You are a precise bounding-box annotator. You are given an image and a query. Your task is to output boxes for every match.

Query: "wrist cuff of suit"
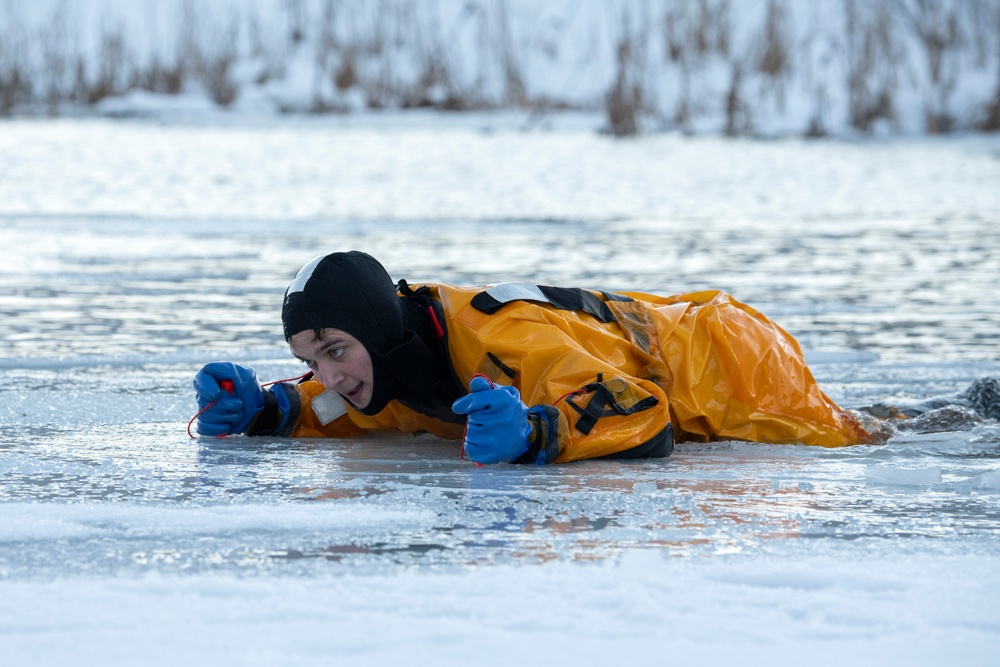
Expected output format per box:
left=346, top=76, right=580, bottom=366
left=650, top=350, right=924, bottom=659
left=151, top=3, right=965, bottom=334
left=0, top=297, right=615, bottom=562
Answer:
left=513, top=405, right=561, bottom=465
left=246, top=383, right=301, bottom=437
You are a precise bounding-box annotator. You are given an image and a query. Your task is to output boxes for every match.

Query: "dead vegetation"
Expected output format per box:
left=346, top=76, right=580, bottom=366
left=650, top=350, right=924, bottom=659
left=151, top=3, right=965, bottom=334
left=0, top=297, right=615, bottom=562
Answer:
left=899, top=0, right=963, bottom=133
left=0, top=0, right=998, bottom=136
left=844, top=0, right=902, bottom=132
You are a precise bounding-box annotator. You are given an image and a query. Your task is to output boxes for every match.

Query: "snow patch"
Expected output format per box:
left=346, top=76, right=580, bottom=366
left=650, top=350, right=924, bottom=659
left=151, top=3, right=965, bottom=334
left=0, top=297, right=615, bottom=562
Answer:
left=1, top=552, right=999, bottom=666
left=0, top=502, right=435, bottom=543
left=95, top=90, right=221, bottom=119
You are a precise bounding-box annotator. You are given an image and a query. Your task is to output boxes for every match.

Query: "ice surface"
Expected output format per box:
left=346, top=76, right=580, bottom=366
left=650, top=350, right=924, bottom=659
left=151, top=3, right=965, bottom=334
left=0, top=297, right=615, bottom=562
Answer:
left=975, top=472, right=1000, bottom=490
left=865, top=465, right=943, bottom=488
left=0, top=120, right=998, bottom=664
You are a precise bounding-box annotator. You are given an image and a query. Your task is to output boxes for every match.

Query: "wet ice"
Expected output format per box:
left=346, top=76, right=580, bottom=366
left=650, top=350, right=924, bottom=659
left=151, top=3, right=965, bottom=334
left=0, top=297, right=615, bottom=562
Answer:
left=1, top=118, right=999, bottom=664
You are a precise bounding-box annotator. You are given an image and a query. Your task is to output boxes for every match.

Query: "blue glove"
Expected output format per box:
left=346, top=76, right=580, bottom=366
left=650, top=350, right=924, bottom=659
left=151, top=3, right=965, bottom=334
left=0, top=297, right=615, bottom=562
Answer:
left=452, top=376, right=532, bottom=464
left=193, top=362, right=265, bottom=436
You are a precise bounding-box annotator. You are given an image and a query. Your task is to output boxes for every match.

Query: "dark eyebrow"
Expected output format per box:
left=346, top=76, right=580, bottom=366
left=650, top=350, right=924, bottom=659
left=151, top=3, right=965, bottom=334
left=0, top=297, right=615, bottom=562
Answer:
left=293, top=338, right=346, bottom=363
left=320, top=336, right=348, bottom=348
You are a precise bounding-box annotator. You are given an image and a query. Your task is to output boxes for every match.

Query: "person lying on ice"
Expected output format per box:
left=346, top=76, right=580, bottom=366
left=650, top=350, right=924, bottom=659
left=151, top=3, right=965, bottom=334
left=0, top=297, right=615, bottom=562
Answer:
left=193, top=251, right=894, bottom=464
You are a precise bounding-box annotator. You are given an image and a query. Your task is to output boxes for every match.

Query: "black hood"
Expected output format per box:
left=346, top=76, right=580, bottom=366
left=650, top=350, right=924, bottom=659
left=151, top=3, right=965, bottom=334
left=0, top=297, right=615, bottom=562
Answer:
left=281, top=251, right=462, bottom=419
left=282, top=251, right=404, bottom=350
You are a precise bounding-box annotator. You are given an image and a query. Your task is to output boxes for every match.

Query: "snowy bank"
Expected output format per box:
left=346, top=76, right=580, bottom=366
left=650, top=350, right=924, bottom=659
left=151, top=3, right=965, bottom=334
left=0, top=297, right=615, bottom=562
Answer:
left=1, top=0, right=999, bottom=136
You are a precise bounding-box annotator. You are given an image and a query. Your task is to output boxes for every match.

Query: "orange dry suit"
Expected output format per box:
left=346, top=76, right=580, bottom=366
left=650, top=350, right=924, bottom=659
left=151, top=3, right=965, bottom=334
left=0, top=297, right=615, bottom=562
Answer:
left=271, top=282, right=873, bottom=463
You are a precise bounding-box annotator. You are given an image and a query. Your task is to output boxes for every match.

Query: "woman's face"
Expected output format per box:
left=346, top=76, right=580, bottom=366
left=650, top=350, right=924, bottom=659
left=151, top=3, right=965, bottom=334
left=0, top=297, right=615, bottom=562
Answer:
left=288, top=327, right=374, bottom=409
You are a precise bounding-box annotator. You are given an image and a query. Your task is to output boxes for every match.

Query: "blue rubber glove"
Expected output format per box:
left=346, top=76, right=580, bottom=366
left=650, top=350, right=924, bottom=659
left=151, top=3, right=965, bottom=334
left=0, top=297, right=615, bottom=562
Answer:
left=452, top=376, right=532, bottom=464
left=193, top=362, right=265, bottom=436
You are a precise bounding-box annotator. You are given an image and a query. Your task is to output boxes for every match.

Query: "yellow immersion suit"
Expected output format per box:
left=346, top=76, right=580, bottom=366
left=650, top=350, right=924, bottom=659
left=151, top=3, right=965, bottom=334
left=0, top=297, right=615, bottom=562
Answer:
left=285, top=283, right=873, bottom=462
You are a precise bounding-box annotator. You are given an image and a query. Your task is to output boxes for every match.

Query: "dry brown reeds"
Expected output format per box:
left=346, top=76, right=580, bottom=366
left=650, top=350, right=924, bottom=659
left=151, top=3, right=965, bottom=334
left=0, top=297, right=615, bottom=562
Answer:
left=0, top=0, right=997, bottom=136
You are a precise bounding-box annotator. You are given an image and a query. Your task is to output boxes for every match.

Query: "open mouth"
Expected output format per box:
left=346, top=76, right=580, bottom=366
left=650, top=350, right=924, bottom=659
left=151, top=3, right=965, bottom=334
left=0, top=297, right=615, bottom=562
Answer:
left=341, top=383, right=364, bottom=403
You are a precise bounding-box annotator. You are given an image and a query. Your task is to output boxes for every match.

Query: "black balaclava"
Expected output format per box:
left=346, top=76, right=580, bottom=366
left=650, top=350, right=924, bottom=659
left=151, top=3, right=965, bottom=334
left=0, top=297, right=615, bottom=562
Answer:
left=281, top=251, right=462, bottom=419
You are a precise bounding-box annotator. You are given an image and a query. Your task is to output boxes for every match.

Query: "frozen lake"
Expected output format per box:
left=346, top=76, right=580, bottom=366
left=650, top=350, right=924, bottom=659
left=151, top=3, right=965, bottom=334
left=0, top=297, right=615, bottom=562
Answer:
left=1, top=115, right=999, bottom=665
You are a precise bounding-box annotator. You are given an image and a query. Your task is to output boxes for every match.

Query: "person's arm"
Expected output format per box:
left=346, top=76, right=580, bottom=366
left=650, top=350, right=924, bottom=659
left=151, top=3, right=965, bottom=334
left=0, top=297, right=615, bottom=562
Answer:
left=192, top=363, right=363, bottom=438
left=451, top=328, right=674, bottom=464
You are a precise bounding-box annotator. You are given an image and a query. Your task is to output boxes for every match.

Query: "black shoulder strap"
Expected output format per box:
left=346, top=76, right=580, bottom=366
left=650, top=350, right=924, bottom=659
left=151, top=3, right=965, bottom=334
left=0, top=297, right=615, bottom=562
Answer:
left=470, top=283, right=630, bottom=324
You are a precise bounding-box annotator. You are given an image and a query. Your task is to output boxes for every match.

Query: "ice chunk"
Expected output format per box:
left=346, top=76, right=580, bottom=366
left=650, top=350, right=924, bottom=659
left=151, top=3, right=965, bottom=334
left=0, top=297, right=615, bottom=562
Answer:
left=884, top=431, right=980, bottom=455
left=865, top=465, right=942, bottom=487
left=972, top=471, right=1000, bottom=491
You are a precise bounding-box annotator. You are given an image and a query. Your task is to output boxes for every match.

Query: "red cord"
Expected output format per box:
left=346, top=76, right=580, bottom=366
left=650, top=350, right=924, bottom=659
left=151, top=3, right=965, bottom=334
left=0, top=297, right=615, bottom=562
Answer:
left=427, top=306, right=445, bottom=340
left=469, top=373, right=496, bottom=388
left=553, top=387, right=588, bottom=405
left=187, top=401, right=221, bottom=439
left=187, top=372, right=312, bottom=439
left=262, top=372, right=311, bottom=387
left=460, top=374, right=496, bottom=463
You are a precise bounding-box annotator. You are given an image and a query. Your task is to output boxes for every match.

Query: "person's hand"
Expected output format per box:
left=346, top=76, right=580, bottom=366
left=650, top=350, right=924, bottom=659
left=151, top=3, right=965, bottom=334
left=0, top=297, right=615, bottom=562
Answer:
left=452, top=376, right=532, bottom=464
left=193, top=362, right=264, bottom=436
